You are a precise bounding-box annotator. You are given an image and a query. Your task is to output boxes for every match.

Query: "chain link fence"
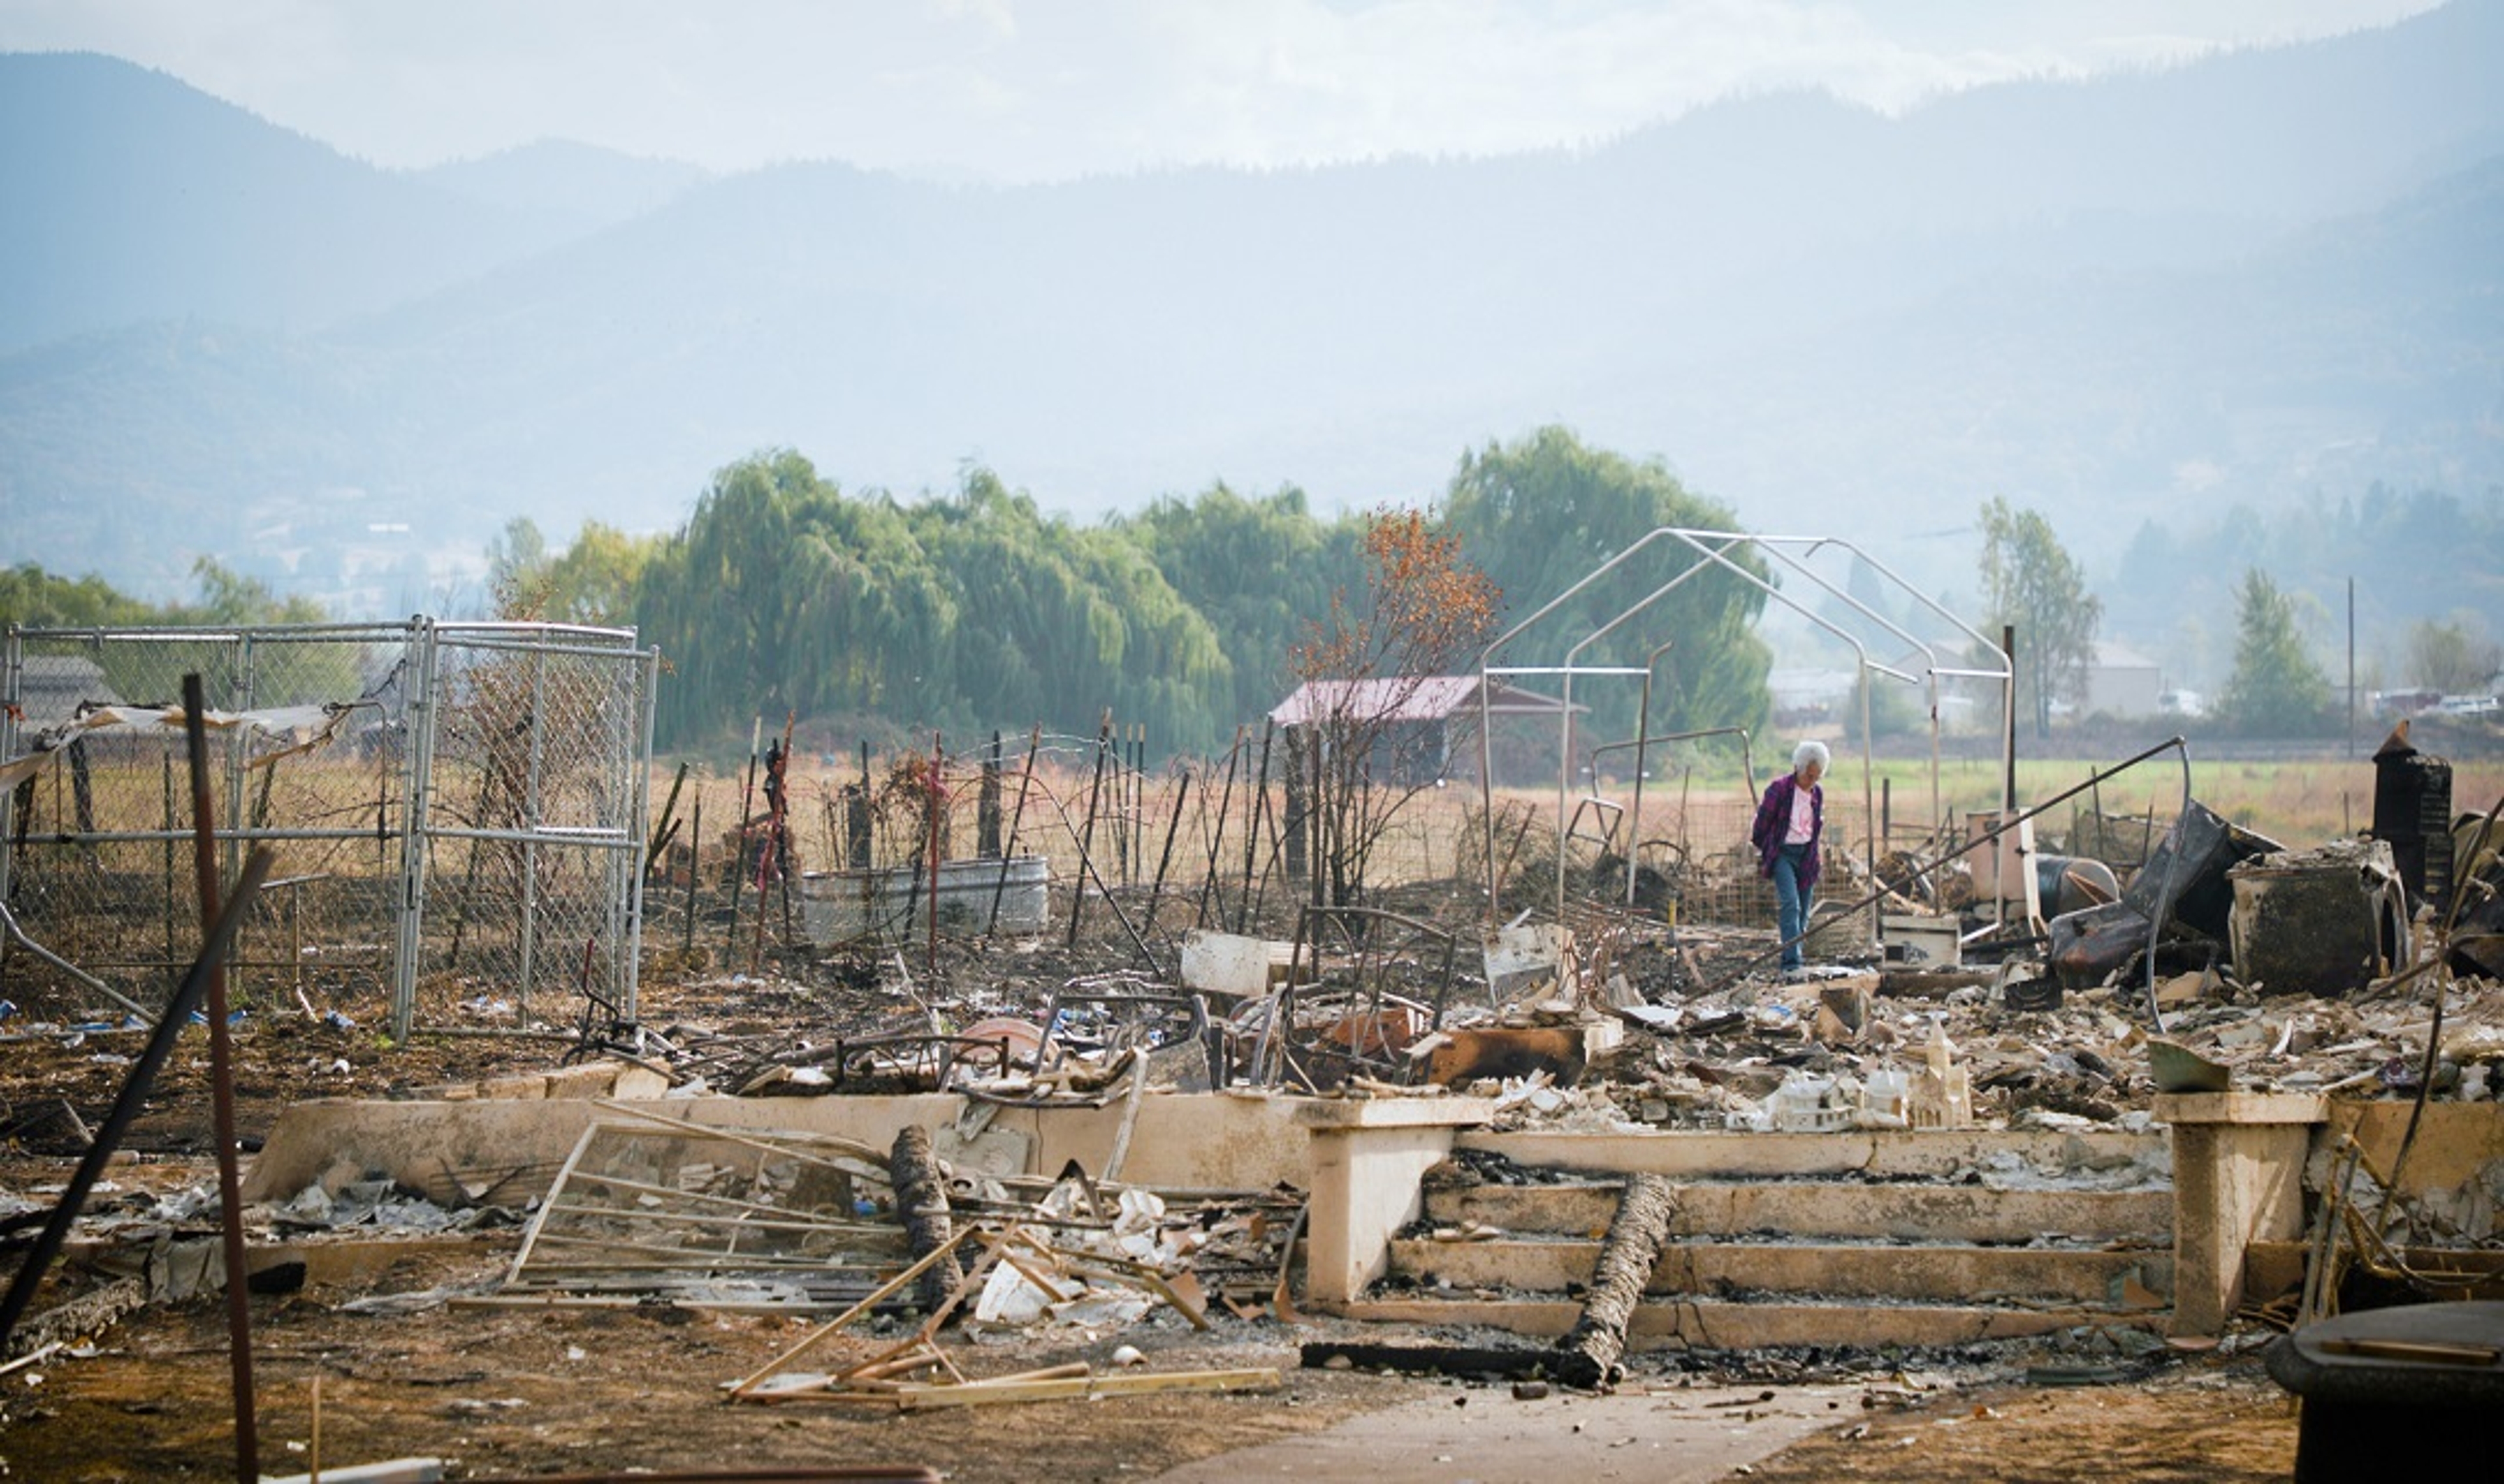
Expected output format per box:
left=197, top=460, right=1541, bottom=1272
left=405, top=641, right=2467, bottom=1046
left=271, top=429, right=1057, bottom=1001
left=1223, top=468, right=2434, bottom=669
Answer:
left=1, top=620, right=657, bottom=1041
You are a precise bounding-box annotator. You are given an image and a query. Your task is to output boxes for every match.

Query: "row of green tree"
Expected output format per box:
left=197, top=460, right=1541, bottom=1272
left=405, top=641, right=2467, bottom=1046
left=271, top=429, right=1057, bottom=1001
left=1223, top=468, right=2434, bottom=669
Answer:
left=1, top=429, right=1768, bottom=757
left=0, top=557, right=327, bottom=631
left=493, top=426, right=1774, bottom=756
left=17, top=432, right=2479, bottom=754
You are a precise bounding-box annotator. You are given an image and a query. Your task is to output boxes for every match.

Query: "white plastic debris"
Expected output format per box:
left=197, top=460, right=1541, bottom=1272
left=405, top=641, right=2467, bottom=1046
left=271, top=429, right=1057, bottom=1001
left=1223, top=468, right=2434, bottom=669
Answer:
left=973, top=1260, right=1052, bottom=1325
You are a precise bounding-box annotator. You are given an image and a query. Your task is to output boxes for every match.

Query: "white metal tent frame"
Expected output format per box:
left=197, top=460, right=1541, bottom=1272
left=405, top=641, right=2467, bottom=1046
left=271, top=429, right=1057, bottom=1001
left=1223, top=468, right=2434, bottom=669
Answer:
left=1474, top=529, right=2015, bottom=921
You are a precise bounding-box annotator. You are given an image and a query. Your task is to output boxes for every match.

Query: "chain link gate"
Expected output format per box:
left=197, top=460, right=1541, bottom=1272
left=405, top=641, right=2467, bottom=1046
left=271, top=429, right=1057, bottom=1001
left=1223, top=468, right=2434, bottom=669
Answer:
left=1, top=620, right=658, bottom=1043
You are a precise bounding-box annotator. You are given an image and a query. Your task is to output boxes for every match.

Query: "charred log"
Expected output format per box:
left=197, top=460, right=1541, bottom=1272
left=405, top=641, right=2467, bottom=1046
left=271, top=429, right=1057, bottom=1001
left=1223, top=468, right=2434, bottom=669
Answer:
left=888, top=1123, right=961, bottom=1313
left=1553, top=1173, right=1678, bottom=1389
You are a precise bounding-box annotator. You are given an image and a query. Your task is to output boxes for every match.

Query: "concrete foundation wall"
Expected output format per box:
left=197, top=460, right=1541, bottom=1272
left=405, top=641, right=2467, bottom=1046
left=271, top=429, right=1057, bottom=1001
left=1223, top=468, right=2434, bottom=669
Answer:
left=242, top=1087, right=1318, bottom=1206
left=240, top=1069, right=2504, bottom=1350
left=2318, top=1100, right=2504, bottom=1241
left=1297, top=1098, right=1497, bottom=1305
left=2161, top=1094, right=2504, bottom=1336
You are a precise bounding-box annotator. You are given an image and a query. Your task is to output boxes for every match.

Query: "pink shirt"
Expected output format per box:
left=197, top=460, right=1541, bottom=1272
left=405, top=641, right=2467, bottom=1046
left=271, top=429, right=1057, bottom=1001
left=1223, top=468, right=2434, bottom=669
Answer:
left=1785, top=785, right=1815, bottom=844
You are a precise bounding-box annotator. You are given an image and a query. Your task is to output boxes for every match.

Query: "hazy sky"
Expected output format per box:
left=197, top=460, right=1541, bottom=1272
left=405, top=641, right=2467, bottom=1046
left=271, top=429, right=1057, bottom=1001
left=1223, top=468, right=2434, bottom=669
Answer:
left=0, top=0, right=2450, bottom=179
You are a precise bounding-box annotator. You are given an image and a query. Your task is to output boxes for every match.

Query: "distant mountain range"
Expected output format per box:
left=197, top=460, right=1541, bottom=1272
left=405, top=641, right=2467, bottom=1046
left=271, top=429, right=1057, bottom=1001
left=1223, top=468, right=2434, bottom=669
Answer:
left=2, top=0, right=2500, bottom=642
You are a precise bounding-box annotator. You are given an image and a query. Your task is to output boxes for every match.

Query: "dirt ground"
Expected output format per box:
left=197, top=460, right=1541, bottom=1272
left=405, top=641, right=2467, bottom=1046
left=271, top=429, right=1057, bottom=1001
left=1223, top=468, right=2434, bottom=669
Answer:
left=0, top=1228, right=2302, bottom=1482
left=1728, top=1367, right=2297, bottom=1483
left=0, top=907, right=2311, bottom=1482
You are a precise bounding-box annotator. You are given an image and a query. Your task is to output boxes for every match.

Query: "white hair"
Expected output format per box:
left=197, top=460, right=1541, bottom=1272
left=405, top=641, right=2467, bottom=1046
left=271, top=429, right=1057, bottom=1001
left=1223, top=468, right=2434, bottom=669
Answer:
left=1793, top=739, right=1830, bottom=772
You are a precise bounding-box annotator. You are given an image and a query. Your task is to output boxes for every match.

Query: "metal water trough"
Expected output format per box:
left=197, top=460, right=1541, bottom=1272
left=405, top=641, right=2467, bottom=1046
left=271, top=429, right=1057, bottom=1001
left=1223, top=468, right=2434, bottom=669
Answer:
left=798, top=854, right=1050, bottom=944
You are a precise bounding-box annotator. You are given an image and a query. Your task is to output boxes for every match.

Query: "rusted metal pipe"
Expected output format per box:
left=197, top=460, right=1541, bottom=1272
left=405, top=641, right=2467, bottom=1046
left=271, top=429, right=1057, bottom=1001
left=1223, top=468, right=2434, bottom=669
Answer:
left=682, top=788, right=701, bottom=957
left=1067, top=711, right=1112, bottom=947
left=1241, top=719, right=1274, bottom=931
left=926, top=733, right=942, bottom=977
left=1130, top=722, right=1146, bottom=888
left=1194, top=726, right=1245, bottom=930
left=986, top=722, right=1041, bottom=934
left=182, top=673, right=259, bottom=1484
left=728, top=716, right=760, bottom=959
left=1139, top=765, right=1191, bottom=941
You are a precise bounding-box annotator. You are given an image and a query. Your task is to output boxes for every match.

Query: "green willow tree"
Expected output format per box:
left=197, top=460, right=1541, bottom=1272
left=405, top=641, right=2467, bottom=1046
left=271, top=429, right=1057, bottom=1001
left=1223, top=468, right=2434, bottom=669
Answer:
left=0, top=561, right=156, bottom=629
left=1443, top=426, right=1772, bottom=741
left=1124, top=482, right=1364, bottom=728
left=3, top=559, right=340, bottom=705
left=623, top=438, right=1787, bottom=761
left=636, top=451, right=958, bottom=748
left=1976, top=497, right=2102, bottom=738
left=2220, top=569, right=2333, bottom=735
left=908, top=469, right=1231, bottom=751
left=634, top=455, right=1234, bottom=752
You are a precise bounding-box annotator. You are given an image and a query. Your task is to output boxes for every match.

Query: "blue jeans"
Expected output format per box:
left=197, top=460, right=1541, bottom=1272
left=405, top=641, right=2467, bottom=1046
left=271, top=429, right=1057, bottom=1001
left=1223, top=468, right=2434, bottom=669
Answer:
left=1772, top=842, right=1812, bottom=971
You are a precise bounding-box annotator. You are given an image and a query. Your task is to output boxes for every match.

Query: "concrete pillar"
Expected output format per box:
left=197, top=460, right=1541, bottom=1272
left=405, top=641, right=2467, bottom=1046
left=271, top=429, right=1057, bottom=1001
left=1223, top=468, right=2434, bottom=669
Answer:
left=2156, top=1091, right=2325, bottom=1337
left=1297, top=1097, right=1496, bottom=1307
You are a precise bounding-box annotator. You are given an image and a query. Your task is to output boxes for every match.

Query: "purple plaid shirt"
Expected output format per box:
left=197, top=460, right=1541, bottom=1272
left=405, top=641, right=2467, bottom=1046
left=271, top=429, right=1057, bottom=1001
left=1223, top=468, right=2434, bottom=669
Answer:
left=1750, top=773, right=1823, bottom=890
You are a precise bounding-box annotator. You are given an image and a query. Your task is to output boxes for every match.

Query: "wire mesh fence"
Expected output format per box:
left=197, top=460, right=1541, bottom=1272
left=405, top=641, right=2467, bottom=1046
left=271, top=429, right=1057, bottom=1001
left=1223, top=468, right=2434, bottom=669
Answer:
left=1, top=621, right=657, bottom=1040
left=403, top=625, right=659, bottom=1039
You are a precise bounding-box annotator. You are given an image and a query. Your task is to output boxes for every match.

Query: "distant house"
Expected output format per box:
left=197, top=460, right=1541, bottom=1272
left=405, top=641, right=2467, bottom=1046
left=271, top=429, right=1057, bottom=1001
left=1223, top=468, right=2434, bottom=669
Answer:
left=2083, top=642, right=2164, bottom=718
left=1768, top=667, right=1858, bottom=722
left=1268, top=674, right=1580, bottom=784
left=10, top=655, right=128, bottom=734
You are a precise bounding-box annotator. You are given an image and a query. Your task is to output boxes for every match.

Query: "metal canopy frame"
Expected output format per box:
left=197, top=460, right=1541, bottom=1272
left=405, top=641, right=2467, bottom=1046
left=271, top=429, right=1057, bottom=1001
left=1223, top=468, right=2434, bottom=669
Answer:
left=1474, top=529, right=2014, bottom=923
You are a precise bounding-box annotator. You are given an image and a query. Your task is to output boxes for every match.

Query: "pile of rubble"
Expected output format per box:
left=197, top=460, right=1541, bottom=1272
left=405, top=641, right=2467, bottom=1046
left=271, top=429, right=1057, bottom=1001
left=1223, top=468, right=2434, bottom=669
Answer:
left=15, top=733, right=2501, bottom=1389
left=455, top=778, right=2504, bottom=1151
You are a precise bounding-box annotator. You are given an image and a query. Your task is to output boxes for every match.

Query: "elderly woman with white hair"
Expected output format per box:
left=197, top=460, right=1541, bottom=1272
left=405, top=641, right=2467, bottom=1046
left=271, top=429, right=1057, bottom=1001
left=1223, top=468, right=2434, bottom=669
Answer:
left=1750, top=739, right=1829, bottom=976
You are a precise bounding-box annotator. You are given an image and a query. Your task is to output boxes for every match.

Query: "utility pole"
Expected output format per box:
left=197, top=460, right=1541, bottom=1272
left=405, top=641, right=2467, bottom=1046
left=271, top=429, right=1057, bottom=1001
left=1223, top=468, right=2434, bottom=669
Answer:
left=2347, top=576, right=2357, bottom=759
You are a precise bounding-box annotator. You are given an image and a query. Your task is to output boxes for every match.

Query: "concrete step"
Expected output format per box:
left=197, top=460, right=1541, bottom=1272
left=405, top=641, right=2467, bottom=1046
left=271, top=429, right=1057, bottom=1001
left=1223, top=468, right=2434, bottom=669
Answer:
left=1423, top=1180, right=2173, bottom=1245
left=1461, top=1126, right=2169, bottom=1183
left=1389, top=1237, right=2171, bottom=1307
left=1335, top=1295, right=2164, bottom=1352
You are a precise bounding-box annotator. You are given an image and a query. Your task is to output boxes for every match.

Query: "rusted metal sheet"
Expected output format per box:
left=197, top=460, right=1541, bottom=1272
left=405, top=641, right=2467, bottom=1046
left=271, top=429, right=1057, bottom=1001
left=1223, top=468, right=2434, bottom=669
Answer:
left=2121, top=801, right=2282, bottom=941
left=1424, top=1026, right=1586, bottom=1088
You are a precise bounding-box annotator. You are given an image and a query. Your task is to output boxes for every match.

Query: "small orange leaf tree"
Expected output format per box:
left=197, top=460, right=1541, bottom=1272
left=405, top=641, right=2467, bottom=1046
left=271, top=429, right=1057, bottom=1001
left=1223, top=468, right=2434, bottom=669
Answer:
left=1287, top=507, right=1500, bottom=907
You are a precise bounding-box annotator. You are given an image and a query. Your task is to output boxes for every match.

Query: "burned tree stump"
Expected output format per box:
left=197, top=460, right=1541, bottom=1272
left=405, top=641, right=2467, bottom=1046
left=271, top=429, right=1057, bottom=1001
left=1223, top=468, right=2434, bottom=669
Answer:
left=889, top=1123, right=962, bottom=1313
left=1553, top=1173, right=1678, bottom=1389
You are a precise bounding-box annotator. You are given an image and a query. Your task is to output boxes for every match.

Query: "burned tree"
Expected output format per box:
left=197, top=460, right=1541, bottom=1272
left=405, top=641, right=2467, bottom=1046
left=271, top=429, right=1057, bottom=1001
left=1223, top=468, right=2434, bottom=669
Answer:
left=1554, top=1173, right=1679, bottom=1389
left=1285, top=509, right=1498, bottom=908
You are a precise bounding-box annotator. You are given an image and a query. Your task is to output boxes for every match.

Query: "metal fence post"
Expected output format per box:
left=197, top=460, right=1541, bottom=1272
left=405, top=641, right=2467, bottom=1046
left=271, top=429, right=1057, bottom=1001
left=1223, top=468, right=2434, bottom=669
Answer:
left=394, top=617, right=440, bottom=1041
